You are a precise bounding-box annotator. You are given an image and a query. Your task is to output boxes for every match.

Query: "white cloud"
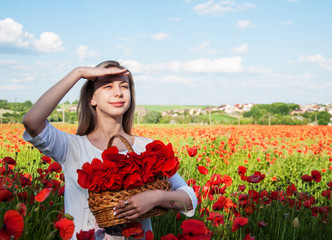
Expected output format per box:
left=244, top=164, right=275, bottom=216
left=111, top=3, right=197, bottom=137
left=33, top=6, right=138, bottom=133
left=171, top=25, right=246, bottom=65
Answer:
left=116, top=45, right=133, bottom=56
left=193, top=0, right=256, bottom=15
left=75, top=45, right=100, bottom=61
left=132, top=74, right=212, bottom=88
left=168, top=17, right=182, bottom=22
left=0, top=84, right=31, bottom=90
left=121, top=57, right=244, bottom=73
left=11, top=77, right=34, bottom=83
left=288, top=0, right=299, bottom=2
left=120, top=59, right=145, bottom=73
left=189, top=41, right=219, bottom=55
left=280, top=20, right=293, bottom=26
left=230, top=43, right=249, bottom=53
left=150, top=32, right=170, bottom=41
left=117, top=37, right=133, bottom=42
left=236, top=20, right=255, bottom=29
left=0, top=18, right=65, bottom=53
left=299, top=54, right=332, bottom=71
left=285, top=73, right=315, bottom=80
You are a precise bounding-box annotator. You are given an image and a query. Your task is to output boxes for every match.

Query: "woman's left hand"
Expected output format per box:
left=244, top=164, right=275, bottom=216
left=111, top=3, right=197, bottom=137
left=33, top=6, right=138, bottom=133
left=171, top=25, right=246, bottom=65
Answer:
left=113, top=190, right=162, bottom=220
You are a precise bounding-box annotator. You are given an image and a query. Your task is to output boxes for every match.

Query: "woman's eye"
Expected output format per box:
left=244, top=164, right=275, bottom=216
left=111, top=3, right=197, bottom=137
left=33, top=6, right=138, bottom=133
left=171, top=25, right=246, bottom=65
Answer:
left=121, top=85, right=129, bottom=89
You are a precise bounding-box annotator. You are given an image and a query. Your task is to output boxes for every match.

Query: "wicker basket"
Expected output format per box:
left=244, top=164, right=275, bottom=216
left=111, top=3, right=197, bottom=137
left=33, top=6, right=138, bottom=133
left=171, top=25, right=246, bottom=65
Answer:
left=88, top=134, right=171, bottom=228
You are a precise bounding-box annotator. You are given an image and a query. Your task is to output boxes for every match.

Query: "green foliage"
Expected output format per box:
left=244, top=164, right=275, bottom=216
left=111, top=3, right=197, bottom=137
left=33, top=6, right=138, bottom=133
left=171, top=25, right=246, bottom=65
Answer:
left=246, top=102, right=296, bottom=120
left=0, top=99, right=32, bottom=111
left=141, top=105, right=210, bottom=112
left=302, top=111, right=331, bottom=125
left=143, top=110, right=162, bottom=123
left=198, top=113, right=238, bottom=124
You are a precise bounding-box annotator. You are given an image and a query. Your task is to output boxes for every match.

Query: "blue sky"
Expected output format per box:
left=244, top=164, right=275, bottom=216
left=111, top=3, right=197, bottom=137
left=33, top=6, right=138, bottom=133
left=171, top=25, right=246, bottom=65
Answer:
left=0, top=0, right=331, bottom=105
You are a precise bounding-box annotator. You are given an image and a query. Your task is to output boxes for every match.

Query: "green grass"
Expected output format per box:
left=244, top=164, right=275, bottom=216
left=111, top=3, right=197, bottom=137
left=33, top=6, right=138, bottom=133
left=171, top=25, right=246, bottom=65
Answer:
left=198, top=112, right=238, bottom=124
left=139, top=105, right=211, bottom=112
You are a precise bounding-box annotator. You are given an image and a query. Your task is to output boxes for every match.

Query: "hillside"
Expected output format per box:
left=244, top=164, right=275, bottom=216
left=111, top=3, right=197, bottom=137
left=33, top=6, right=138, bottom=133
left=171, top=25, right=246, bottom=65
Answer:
left=136, top=105, right=211, bottom=112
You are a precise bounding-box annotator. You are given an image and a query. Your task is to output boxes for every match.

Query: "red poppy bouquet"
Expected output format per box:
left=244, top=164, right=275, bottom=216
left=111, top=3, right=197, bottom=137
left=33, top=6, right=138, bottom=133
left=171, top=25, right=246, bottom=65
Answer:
left=76, top=140, right=179, bottom=192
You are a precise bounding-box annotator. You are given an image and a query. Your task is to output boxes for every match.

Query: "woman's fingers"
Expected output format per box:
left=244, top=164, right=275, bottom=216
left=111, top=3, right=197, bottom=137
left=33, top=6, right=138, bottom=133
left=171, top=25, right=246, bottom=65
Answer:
left=81, top=67, right=129, bottom=80
left=105, top=68, right=129, bottom=75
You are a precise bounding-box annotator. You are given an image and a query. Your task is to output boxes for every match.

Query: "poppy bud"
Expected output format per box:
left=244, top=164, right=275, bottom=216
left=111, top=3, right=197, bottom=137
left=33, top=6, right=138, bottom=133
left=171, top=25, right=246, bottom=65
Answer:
left=292, top=217, right=299, bottom=228
left=65, top=213, right=74, bottom=220
left=15, top=203, right=21, bottom=211
left=46, top=230, right=57, bottom=240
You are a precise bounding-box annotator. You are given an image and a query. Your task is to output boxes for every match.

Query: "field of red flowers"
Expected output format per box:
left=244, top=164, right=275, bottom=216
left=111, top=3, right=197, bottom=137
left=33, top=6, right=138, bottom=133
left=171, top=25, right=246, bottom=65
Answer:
left=0, top=124, right=331, bottom=240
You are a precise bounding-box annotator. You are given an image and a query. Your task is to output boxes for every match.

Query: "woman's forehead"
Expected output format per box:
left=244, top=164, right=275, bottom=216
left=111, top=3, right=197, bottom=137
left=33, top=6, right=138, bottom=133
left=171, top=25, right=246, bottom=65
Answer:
left=96, top=74, right=129, bottom=84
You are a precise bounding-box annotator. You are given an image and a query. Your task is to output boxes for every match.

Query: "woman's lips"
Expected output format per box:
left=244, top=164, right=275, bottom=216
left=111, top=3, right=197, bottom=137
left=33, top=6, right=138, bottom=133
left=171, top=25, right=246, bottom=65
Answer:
left=110, top=102, right=125, bottom=107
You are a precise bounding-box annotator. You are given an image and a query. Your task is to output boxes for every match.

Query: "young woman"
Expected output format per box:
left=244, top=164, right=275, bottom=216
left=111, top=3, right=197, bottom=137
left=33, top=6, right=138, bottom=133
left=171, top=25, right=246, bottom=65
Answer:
left=23, top=61, right=197, bottom=239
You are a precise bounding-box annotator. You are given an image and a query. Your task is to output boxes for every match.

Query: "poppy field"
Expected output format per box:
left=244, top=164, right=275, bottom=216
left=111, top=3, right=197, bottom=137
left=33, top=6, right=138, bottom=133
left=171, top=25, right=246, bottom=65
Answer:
left=0, top=124, right=331, bottom=240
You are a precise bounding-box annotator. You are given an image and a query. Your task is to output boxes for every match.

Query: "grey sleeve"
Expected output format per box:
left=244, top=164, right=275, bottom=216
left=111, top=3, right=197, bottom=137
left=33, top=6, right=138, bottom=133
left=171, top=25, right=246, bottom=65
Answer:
left=23, top=120, right=69, bottom=164
left=168, top=173, right=198, bottom=217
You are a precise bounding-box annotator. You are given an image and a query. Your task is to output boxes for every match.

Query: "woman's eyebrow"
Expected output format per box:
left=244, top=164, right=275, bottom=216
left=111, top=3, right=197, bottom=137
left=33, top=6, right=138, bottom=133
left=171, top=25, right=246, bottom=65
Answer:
left=101, top=77, right=129, bottom=85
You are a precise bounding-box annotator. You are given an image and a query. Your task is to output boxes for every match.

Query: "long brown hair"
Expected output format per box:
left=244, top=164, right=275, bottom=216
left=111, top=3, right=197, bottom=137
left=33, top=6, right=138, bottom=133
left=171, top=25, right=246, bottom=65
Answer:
left=76, top=60, right=135, bottom=136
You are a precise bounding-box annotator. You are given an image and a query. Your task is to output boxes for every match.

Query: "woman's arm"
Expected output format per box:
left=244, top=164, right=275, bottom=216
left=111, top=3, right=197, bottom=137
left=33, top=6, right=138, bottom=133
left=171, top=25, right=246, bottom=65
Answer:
left=113, top=189, right=193, bottom=220
left=23, top=67, right=128, bottom=137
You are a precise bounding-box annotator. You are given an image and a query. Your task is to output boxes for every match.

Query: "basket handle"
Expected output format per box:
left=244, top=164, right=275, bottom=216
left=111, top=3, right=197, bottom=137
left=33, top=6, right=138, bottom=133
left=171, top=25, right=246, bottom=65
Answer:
left=107, top=134, right=134, bottom=153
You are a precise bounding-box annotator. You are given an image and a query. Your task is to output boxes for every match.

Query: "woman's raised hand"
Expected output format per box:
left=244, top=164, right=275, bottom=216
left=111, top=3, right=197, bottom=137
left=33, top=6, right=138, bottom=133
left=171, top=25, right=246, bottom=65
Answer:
left=78, top=67, right=129, bottom=81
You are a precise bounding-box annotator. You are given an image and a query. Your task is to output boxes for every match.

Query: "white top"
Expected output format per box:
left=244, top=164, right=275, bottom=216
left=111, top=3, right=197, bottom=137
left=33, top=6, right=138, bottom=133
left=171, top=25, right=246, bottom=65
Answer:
left=23, top=121, right=197, bottom=240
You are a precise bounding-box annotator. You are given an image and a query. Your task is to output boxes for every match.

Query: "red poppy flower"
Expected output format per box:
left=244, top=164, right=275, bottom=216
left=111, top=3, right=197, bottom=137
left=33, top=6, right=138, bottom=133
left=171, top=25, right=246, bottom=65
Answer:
left=303, top=200, right=312, bottom=208
left=221, top=175, right=232, bottom=187
left=42, top=156, right=52, bottom=164
left=237, top=166, right=247, bottom=175
left=238, top=185, right=245, bottom=192
left=48, top=162, right=62, bottom=173
left=76, top=229, right=95, bottom=240
left=181, top=219, right=211, bottom=238
left=0, top=210, right=24, bottom=240
left=197, top=166, right=208, bottom=175
left=244, top=233, right=255, bottom=240
left=248, top=190, right=259, bottom=200
left=311, top=170, right=321, bottom=183
left=187, top=178, right=196, bottom=186
left=328, top=181, right=332, bottom=188
left=247, top=172, right=265, bottom=183
left=58, top=186, right=65, bottom=196
left=322, top=189, right=331, bottom=199
left=286, top=184, right=297, bottom=196
left=1, top=157, right=16, bottom=167
left=16, top=203, right=27, bottom=217
left=145, top=230, right=154, bottom=240
left=186, top=147, right=197, bottom=157
left=176, top=212, right=181, bottom=220
left=122, top=222, right=144, bottom=239
left=232, top=217, right=248, bottom=232
left=206, top=212, right=224, bottom=226
left=0, top=189, right=14, bottom=202
left=212, top=195, right=227, bottom=211
left=301, top=175, right=313, bottom=182
left=55, top=218, right=75, bottom=240
left=161, top=233, right=178, bottom=240
left=35, top=188, right=52, bottom=202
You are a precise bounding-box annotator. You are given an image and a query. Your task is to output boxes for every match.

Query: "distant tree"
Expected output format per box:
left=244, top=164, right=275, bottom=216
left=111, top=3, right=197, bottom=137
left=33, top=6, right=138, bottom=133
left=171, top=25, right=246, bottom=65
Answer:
left=271, top=102, right=290, bottom=115
left=143, top=111, right=162, bottom=124
left=72, top=99, right=79, bottom=104
left=288, top=103, right=300, bottom=111
left=317, top=111, right=330, bottom=125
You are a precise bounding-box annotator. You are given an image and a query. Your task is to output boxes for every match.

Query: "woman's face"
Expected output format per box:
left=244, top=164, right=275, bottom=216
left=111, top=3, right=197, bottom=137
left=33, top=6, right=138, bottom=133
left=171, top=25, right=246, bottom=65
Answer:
left=90, top=69, right=131, bottom=119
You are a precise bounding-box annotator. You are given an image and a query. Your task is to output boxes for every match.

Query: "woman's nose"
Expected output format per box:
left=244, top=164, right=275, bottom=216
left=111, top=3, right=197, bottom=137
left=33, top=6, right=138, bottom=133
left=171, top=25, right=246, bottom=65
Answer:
left=113, top=85, right=123, bottom=97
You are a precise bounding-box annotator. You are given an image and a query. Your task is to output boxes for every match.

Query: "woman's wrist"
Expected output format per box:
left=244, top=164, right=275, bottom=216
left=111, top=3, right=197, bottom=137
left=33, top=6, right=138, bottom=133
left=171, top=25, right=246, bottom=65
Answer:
left=71, top=67, right=85, bottom=80
left=154, top=190, right=166, bottom=207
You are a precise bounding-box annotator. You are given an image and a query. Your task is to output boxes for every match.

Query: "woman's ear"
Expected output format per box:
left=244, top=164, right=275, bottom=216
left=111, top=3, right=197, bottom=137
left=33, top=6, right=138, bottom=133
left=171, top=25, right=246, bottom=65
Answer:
left=90, top=96, right=97, bottom=106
